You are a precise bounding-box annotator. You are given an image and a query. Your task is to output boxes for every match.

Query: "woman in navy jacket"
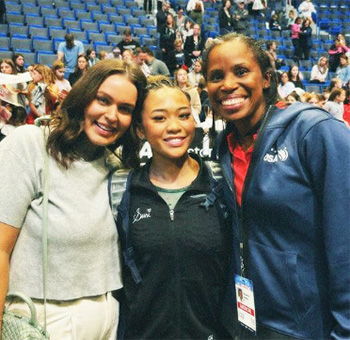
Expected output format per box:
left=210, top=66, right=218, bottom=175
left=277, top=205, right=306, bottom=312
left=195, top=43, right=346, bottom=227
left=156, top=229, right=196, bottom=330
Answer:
left=203, top=33, right=350, bottom=339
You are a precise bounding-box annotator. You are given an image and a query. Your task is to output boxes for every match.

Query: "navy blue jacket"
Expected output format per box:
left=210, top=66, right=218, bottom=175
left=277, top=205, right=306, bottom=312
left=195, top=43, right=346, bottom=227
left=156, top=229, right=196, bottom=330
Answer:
left=215, top=103, right=350, bottom=339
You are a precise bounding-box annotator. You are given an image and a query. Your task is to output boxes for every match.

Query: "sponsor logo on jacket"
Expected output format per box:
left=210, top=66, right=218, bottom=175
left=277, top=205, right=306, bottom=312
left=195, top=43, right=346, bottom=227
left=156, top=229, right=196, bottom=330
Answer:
left=263, top=147, right=289, bottom=163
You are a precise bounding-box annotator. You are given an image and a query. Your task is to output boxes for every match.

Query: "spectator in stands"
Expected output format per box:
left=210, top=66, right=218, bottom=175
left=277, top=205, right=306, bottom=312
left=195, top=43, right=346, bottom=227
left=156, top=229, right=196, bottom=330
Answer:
left=26, top=64, right=58, bottom=124
left=52, top=60, right=71, bottom=106
left=306, top=92, right=326, bottom=108
left=298, top=0, right=316, bottom=20
left=12, top=53, right=26, bottom=73
left=299, top=18, right=312, bottom=60
left=219, top=0, right=234, bottom=35
left=323, top=88, right=346, bottom=122
left=134, top=47, right=151, bottom=77
left=86, top=48, right=100, bottom=68
left=157, top=1, right=169, bottom=33
left=122, top=49, right=134, bottom=63
left=181, top=19, right=194, bottom=43
left=285, top=90, right=301, bottom=104
left=140, top=46, right=170, bottom=76
left=336, top=55, right=350, bottom=87
left=288, top=65, right=304, bottom=89
left=175, top=6, right=186, bottom=35
left=99, top=50, right=109, bottom=61
left=310, top=56, right=328, bottom=83
left=0, top=0, right=5, bottom=24
left=184, top=23, right=205, bottom=69
left=186, top=0, right=204, bottom=25
left=174, top=68, right=201, bottom=124
left=203, top=32, right=350, bottom=340
left=188, top=59, right=204, bottom=87
left=1, top=58, right=27, bottom=108
left=324, top=77, right=343, bottom=99
left=269, top=13, right=282, bottom=31
left=291, top=17, right=302, bottom=62
left=107, top=47, right=122, bottom=60
left=160, top=13, right=177, bottom=62
left=278, top=71, right=295, bottom=98
left=57, top=33, right=84, bottom=80
left=69, top=55, right=89, bottom=87
left=166, top=38, right=190, bottom=76
left=328, top=37, right=350, bottom=73
left=285, top=8, right=296, bottom=29
left=117, top=28, right=141, bottom=54
left=232, top=1, right=249, bottom=35
left=266, top=40, right=285, bottom=71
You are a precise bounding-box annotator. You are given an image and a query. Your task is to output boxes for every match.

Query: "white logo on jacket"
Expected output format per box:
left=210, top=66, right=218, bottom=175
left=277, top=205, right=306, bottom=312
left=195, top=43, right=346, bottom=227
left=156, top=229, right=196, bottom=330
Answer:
left=132, top=208, right=152, bottom=223
left=263, top=147, right=289, bottom=163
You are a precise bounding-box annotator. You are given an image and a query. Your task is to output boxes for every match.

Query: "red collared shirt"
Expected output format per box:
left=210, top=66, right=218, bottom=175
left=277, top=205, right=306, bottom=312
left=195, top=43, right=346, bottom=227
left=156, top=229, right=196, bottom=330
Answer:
left=227, top=131, right=258, bottom=206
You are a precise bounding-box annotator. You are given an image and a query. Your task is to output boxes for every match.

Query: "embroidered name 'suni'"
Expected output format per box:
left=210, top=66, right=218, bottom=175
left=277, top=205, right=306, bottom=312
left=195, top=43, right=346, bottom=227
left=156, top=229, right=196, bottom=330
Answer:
left=132, top=208, right=152, bottom=223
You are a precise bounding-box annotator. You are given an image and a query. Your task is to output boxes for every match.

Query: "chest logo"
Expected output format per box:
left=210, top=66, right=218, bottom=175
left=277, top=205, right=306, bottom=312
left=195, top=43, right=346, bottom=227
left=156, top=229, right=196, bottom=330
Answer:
left=263, top=147, right=289, bottom=163
left=132, top=208, right=152, bottom=223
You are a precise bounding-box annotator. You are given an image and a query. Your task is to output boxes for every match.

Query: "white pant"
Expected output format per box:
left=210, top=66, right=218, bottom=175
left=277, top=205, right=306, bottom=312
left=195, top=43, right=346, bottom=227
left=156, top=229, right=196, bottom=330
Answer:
left=6, top=292, right=119, bottom=340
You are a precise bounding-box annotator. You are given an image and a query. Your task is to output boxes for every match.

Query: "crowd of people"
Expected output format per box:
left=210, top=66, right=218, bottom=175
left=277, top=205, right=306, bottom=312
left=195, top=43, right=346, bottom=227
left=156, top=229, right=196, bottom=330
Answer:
left=0, top=0, right=349, bottom=340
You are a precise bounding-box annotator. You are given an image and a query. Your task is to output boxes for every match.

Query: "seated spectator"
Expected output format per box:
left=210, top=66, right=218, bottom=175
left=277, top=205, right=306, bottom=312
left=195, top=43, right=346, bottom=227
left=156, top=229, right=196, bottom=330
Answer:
left=160, top=13, right=177, bottom=61
left=12, top=53, right=26, bottom=73
left=219, top=0, right=234, bottom=35
left=305, top=92, right=326, bottom=108
left=122, top=49, right=134, bottom=63
left=174, top=68, right=201, bottom=124
left=52, top=60, right=71, bottom=106
left=269, top=13, right=282, bottom=31
left=134, top=47, right=151, bottom=77
left=324, top=77, right=343, bottom=99
left=139, top=46, right=170, bottom=76
left=166, top=39, right=190, bottom=76
left=328, top=37, right=350, bottom=72
left=288, top=64, right=304, bottom=89
left=186, top=0, right=204, bottom=25
left=336, top=55, right=350, bottom=87
left=299, top=18, right=312, bottom=60
left=278, top=71, right=295, bottom=98
left=232, top=1, right=249, bottom=35
left=323, top=88, right=347, bottom=122
left=68, top=55, right=89, bottom=86
left=188, top=59, right=204, bottom=87
left=27, top=64, right=58, bottom=124
left=86, top=48, right=100, bottom=67
left=117, top=28, right=141, bottom=54
left=184, top=23, right=205, bottom=69
left=99, top=50, right=109, bottom=60
left=251, top=0, right=266, bottom=17
left=107, top=47, right=122, bottom=60
left=310, top=56, right=328, bottom=83
left=285, top=90, right=301, bottom=104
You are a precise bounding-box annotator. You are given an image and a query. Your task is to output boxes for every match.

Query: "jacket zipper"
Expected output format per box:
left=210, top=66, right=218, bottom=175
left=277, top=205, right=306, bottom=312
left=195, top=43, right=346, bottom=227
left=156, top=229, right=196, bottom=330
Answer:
left=169, top=209, right=174, bottom=221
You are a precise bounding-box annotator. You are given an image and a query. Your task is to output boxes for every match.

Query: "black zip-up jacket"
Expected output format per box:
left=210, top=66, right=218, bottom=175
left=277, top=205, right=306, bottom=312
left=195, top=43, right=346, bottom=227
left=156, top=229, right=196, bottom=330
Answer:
left=122, top=156, right=233, bottom=340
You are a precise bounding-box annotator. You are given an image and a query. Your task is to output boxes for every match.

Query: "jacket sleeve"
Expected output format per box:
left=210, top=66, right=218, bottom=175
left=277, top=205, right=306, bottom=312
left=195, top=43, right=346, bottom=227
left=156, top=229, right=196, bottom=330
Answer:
left=301, top=118, right=350, bottom=339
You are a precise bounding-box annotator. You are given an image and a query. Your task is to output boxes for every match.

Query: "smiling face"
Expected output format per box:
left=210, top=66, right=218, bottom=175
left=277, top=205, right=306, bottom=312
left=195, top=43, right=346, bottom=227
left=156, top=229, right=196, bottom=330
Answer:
left=206, top=39, right=270, bottom=134
left=83, top=74, right=137, bottom=147
left=139, top=87, right=195, bottom=162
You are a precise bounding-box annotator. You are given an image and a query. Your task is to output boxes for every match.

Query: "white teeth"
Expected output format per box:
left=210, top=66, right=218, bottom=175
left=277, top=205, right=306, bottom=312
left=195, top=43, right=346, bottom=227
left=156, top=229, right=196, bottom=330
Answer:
left=222, top=98, right=245, bottom=105
left=96, top=122, right=113, bottom=131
